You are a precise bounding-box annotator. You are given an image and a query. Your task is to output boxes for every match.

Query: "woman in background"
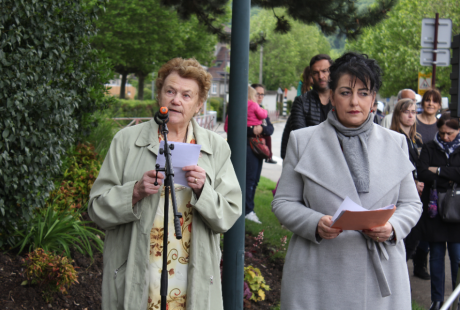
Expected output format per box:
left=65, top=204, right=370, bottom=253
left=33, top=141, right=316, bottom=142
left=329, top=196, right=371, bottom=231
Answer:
left=416, top=112, right=460, bottom=310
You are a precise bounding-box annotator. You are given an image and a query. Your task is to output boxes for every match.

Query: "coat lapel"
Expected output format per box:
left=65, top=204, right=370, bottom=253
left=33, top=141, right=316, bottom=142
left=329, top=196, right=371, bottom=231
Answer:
left=362, top=126, right=414, bottom=209
left=294, top=122, right=362, bottom=205
left=294, top=122, right=414, bottom=209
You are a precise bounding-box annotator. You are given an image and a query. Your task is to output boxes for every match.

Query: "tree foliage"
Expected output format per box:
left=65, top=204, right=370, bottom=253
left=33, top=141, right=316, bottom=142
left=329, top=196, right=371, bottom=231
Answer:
left=249, top=9, right=330, bottom=90
left=0, top=0, right=112, bottom=247
left=92, top=0, right=220, bottom=99
left=161, top=0, right=397, bottom=46
left=346, top=0, right=460, bottom=98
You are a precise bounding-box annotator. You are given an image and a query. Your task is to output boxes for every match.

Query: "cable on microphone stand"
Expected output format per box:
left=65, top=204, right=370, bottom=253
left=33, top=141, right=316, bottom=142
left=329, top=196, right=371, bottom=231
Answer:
left=154, top=107, right=183, bottom=310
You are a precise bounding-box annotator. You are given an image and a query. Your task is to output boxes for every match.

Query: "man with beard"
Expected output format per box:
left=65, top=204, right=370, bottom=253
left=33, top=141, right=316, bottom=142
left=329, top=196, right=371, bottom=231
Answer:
left=281, top=54, right=333, bottom=159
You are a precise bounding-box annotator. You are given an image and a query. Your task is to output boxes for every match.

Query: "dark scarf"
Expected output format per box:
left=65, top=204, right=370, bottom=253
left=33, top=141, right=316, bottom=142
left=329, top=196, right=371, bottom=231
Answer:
left=434, top=132, right=460, bottom=158
left=327, top=110, right=374, bottom=193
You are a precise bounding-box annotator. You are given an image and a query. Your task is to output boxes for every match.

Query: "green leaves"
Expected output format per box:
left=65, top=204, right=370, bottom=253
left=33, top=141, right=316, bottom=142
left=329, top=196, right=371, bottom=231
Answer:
left=0, top=0, right=112, bottom=247
left=345, top=0, right=460, bottom=98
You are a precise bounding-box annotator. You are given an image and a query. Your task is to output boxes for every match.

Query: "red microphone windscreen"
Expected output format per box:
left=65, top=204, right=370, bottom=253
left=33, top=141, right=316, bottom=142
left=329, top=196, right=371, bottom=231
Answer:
left=160, top=107, right=168, bottom=114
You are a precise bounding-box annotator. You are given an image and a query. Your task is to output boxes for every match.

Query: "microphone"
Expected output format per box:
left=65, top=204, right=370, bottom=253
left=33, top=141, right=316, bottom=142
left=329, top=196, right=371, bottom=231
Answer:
left=154, top=107, right=169, bottom=125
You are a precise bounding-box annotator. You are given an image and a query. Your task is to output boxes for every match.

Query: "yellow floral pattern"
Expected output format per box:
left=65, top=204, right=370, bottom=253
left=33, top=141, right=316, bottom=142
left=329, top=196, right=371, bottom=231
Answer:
left=147, top=122, right=195, bottom=310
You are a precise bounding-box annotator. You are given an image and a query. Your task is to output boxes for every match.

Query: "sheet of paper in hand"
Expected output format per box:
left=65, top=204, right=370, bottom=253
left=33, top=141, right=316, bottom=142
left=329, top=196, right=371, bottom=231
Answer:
left=330, top=196, right=396, bottom=230
left=156, top=141, right=201, bottom=187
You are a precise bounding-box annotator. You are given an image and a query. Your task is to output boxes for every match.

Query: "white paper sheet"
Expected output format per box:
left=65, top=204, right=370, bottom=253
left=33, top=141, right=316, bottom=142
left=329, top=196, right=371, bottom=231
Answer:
left=331, top=196, right=366, bottom=222
left=156, top=141, right=202, bottom=187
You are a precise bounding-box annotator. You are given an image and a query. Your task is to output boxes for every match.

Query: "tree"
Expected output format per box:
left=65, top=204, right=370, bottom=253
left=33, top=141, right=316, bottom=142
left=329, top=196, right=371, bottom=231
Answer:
left=248, top=9, right=330, bottom=90
left=161, top=0, right=397, bottom=46
left=0, top=0, right=112, bottom=246
left=92, top=0, right=219, bottom=100
left=346, top=0, right=460, bottom=98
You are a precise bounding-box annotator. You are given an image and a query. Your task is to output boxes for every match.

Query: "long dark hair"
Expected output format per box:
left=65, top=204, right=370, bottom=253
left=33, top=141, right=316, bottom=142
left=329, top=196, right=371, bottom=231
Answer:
left=301, top=66, right=311, bottom=94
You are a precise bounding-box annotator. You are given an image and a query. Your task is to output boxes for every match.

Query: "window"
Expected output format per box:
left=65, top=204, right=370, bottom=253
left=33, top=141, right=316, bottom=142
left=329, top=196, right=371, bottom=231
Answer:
left=211, top=83, right=217, bottom=94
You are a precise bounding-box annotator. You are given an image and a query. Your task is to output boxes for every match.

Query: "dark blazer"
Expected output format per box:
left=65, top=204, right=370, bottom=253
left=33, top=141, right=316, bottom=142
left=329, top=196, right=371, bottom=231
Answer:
left=280, top=89, right=331, bottom=159
left=415, top=140, right=460, bottom=242
left=405, top=135, right=420, bottom=180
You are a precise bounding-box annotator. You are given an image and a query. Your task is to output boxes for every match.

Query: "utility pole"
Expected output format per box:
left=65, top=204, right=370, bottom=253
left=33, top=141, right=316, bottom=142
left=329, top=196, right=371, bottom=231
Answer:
left=259, top=44, right=263, bottom=84
left=222, top=0, right=249, bottom=308
left=432, top=13, right=439, bottom=88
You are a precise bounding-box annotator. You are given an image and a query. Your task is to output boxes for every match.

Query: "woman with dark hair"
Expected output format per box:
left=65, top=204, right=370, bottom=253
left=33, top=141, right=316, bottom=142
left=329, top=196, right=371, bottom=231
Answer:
left=417, top=88, right=442, bottom=143
left=416, top=112, right=460, bottom=310
left=273, top=52, right=422, bottom=309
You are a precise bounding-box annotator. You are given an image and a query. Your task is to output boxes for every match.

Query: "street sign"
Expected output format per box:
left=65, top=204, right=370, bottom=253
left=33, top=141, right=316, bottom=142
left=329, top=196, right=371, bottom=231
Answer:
left=420, top=49, right=451, bottom=66
left=421, top=18, right=452, bottom=49
left=418, top=72, right=432, bottom=96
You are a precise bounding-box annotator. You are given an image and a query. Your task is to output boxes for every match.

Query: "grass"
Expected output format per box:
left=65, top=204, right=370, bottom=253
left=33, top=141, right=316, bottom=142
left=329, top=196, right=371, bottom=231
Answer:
left=246, top=177, right=293, bottom=260
left=412, top=301, right=426, bottom=310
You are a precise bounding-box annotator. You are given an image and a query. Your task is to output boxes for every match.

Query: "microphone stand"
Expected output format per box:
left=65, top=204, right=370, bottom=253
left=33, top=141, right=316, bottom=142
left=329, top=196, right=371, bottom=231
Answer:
left=154, top=113, right=182, bottom=310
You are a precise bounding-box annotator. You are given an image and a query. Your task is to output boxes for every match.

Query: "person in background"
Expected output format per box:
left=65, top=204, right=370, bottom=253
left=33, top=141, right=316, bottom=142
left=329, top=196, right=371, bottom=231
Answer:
left=273, top=52, right=421, bottom=309
left=416, top=112, right=460, bottom=310
left=296, top=66, right=313, bottom=96
left=410, top=88, right=443, bottom=282
left=252, top=83, right=277, bottom=164
left=381, top=89, right=417, bottom=129
left=281, top=54, right=333, bottom=159
left=373, top=99, right=385, bottom=125
left=246, top=85, right=267, bottom=128
left=390, top=98, right=424, bottom=264
left=89, top=58, right=242, bottom=310
left=417, top=88, right=442, bottom=144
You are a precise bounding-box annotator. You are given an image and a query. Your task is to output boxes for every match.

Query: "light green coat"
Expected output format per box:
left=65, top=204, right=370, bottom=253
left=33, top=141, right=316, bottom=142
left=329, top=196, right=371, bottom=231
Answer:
left=88, top=119, right=242, bottom=310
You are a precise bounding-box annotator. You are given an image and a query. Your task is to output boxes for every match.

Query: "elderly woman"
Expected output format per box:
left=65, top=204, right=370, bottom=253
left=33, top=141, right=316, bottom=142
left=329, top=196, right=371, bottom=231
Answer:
left=416, top=112, right=460, bottom=310
left=88, top=58, right=242, bottom=310
left=272, top=52, right=422, bottom=309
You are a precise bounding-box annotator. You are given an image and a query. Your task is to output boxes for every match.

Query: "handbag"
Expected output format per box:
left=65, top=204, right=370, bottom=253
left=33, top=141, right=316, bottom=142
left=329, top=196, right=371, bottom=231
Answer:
left=438, top=182, right=460, bottom=223
left=249, top=135, right=271, bottom=160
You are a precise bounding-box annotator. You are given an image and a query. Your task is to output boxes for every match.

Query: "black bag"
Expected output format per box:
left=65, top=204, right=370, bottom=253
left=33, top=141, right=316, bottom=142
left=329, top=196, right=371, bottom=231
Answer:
left=438, top=183, right=460, bottom=223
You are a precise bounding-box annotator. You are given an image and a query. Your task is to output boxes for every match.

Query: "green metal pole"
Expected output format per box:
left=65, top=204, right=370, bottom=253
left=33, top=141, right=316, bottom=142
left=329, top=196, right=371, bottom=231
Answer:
left=222, top=0, right=250, bottom=309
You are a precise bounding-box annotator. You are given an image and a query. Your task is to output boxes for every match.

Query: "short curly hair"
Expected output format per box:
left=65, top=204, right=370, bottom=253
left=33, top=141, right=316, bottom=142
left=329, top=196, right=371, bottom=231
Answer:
left=155, top=58, right=212, bottom=104
left=329, top=52, right=382, bottom=93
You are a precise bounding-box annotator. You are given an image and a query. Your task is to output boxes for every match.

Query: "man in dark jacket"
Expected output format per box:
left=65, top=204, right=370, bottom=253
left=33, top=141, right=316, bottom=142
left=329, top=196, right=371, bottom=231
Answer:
left=281, top=54, right=333, bottom=159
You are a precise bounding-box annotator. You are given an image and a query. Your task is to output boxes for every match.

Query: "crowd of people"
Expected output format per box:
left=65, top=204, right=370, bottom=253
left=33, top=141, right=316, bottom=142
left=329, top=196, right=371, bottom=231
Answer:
left=88, top=53, right=459, bottom=310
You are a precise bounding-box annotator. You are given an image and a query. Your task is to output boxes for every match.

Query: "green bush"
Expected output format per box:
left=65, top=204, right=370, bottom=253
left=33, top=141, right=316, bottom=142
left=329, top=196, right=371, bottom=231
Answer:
left=0, top=0, right=112, bottom=247
left=107, top=98, right=157, bottom=118
left=207, top=97, right=224, bottom=121
left=85, top=111, right=119, bottom=160
left=23, top=248, right=79, bottom=302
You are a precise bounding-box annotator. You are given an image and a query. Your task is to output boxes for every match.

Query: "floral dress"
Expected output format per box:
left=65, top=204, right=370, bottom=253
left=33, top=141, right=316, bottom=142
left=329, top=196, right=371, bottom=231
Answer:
left=147, top=123, right=196, bottom=310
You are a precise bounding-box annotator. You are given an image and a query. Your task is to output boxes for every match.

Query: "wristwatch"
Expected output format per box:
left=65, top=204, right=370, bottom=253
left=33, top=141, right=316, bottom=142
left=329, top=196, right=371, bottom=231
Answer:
left=437, top=167, right=441, bottom=175
left=389, top=230, right=395, bottom=241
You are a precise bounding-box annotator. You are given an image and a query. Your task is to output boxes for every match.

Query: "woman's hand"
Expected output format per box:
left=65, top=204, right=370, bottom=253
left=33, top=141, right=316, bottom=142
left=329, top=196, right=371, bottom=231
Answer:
left=183, top=165, right=206, bottom=199
left=428, top=166, right=438, bottom=174
left=132, top=170, right=165, bottom=206
left=362, top=222, right=394, bottom=242
left=253, top=125, right=263, bottom=135
left=416, top=181, right=424, bottom=196
left=317, top=215, right=342, bottom=240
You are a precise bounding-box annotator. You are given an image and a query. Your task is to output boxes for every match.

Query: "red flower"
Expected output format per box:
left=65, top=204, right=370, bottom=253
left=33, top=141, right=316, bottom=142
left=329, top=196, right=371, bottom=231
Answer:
left=169, top=268, right=175, bottom=276
left=180, top=218, right=184, bottom=226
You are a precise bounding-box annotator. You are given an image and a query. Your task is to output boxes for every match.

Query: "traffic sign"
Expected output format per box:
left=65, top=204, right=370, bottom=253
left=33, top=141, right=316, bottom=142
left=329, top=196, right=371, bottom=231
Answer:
left=420, top=49, right=451, bottom=66
left=421, top=18, right=452, bottom=49
left=418, top=72, right=432, bottom=96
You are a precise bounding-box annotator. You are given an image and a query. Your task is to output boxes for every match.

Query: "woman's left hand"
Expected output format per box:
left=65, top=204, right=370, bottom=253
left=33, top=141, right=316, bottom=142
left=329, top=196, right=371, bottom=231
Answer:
left=183, top=165, right=206, bottom=198
left=362, top=222, right=394, bottom=242
left=428, top=166, right=438, bottom=174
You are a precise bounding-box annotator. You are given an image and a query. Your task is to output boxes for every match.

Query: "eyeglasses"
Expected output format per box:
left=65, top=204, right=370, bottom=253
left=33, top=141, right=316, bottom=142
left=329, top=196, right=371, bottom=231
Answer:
left=256, top=93, right=265, bottom=97
left=402, top=110, right=417, bottom=116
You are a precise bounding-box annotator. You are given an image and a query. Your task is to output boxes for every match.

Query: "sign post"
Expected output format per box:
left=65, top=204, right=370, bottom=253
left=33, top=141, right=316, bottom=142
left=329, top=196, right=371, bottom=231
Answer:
left=420, top=14, right=452, bottom=87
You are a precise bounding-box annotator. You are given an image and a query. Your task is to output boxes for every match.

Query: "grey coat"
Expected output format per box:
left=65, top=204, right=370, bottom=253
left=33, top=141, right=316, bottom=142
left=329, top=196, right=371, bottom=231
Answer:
left=272, top=121, right=422, bottom=310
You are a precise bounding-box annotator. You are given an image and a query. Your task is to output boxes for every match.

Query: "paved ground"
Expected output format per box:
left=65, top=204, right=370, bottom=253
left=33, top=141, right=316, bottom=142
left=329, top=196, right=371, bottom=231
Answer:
left=216, top=119, right=458, bottom=309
